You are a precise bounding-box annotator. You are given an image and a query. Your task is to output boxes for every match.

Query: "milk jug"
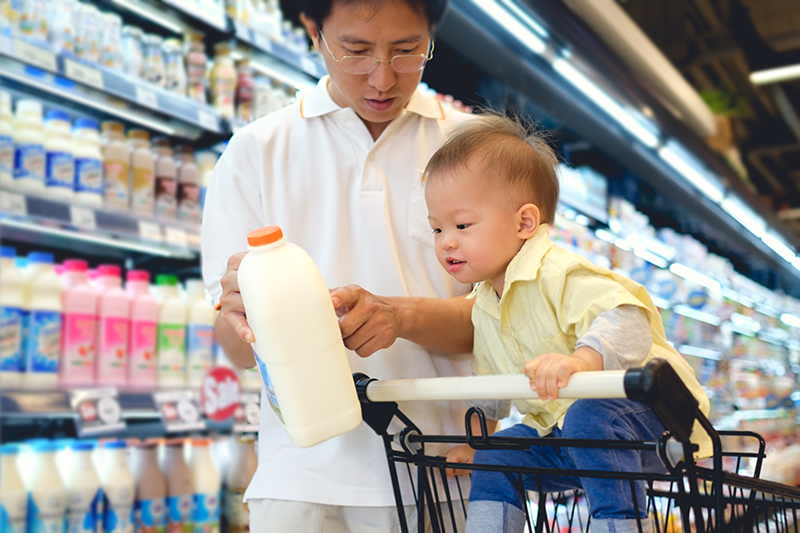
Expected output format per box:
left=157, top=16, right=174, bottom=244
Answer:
left=185, top=280, right=214, bottom=388
left=156, top=275, right=187, bottom=388
left=163, top=439, right=194, bottom=533
left=131, top=442, right=166, bottom=533
left=0, top=444, right=27, bottom=533
left=27, top=441, right=67, bottom=533
left=99, top=441, right=135, bottom=533
left=63, top=441, right=103, bottom=533
left=190, top=439, right=220, bottom=533
left=60, top=259, right=97, bottom=387
left=223, top=436, right=256, bottom=533
left=237, top=226, right=362, bottom=448
left=23, top=252, right=62, bottom=390
left=126, top=270, right=158, bottom=389
left=95, top=265, right=130, bottom=386
left=0, top=246, right=24, bottom=389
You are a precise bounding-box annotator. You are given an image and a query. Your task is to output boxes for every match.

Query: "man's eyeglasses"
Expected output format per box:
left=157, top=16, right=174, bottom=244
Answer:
left=318, top=30, right=434, bottom=75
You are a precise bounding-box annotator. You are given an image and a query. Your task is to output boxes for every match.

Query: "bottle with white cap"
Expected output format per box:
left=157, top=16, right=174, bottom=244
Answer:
left=185, top=279, right=214, bottom=388
left=237, top=225, right=362, bottom=448
left=0, top=246, right=25, bottom=389
left=23, top=251, right=62, bottom=390
left=0, top=444, right=28, bottom=533
left=156, top=275, right=187, bottom=388
left=73, top=118, right=104, bottom=205
left=27, top=441, right=67, bottom=533
left=223, top=436, right=257, bottom=533
left=0, top=91, right=13, bottom=187
left=99, top=441, right=135, bottom=533
left=63, top=441, right=103, bottom=533
left=44, top=109, right=75, bottom=200
left=190, top=438, right=220, bottom=533
left=12, top=99, right=45, bottom=191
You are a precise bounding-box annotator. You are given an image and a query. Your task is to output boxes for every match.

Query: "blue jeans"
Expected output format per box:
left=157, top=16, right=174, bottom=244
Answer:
left=470, top=399, right=667, bottom=520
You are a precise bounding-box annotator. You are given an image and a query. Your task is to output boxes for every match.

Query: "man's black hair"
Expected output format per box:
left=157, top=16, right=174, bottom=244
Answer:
left=298, top=0, right=448, bottom=29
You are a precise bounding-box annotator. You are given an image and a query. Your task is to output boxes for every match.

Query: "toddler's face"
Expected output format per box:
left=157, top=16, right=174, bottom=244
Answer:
left=425, top=167, right=526, bottom=294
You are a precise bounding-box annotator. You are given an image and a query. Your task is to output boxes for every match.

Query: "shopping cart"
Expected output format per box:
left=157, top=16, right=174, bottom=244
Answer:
left=353, top=359, right=800, bottom=533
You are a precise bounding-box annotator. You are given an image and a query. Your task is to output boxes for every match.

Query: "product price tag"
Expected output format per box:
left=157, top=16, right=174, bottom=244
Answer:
left=0, top=191, right=27, bottom=217
left=197, top=110, right=219, bottom=131
left=13, top=38, right=57, bottom=72
left=70, top=387, right=126, bottom=436
left=233, top=392, right=260, bottom=433
left=70, top=205, right=96, bottom=229
left=64, top=59, right=104, bottom=89
left=253, top=32, right=273, bottom=54
left=165, top=226, right=188, bottom=247
left=135, top=85, right=159, bottom=109
left=154, top=390, right=206, bottom=432
left=138, top=220, right=162, bottom=242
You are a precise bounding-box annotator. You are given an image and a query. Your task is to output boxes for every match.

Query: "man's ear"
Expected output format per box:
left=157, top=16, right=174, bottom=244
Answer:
left=517, top=203, right=540, bottom=239
left=300, top=14, right=319, bottom=49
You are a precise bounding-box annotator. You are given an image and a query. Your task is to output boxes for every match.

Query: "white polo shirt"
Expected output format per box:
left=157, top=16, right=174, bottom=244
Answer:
left=201, top=77, right=475, bottom=507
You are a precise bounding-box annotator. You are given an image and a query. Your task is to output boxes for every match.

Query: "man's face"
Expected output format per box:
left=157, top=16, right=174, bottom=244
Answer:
left=305, top=0, right=431, bottom=130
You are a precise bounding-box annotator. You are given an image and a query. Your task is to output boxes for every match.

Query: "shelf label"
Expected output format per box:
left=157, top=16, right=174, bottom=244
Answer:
left=13, top=38, right=57, bottom=72
left=197, top=110, right=219, bottom=131
left=138, top=220, right=162, bottom=242
left=70, top=205, right=96, bottom=229
left=135, top=86, right=159, bottom=109
left=165, top=226, right=188, bottom=247
left=0, top=191, right=27, bottom=216
left=64, top=59, right=104, bottom=89
left=154, top=390, right=206, bottom=432
left=69, top=387, right=126, bottom=436
left=233, top=392, right=260, bottom=433
left=253, top=32, right=273, bottom=54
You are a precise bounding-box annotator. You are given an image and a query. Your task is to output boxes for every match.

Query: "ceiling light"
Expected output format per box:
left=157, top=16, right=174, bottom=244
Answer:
left=781, top=313, right=800, bottom=328
left=473, top=0, right=547, bottom=54
left=720, top=195, right=766, bottom=238
left=672, top=304, right=722, bottom=326
left=669, top=263, right=721, bottom=293
left=657, top=141, right=724, bottom=203
left=112, top=0, right=185, bottom=33
left=750, top=63, right=800, bottom=85
left=761, top=232, right=796, bottom=262
left=499, top=0, right=549, bottom=38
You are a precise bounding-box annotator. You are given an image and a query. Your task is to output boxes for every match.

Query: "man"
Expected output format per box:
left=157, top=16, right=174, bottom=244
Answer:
left=202, top=1, right=478, bottom=530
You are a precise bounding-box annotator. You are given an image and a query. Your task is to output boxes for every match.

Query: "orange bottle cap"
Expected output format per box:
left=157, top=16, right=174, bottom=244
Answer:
left=192, top=438, right=213, bottom=447
left=248, top=226, right=283, bottom=246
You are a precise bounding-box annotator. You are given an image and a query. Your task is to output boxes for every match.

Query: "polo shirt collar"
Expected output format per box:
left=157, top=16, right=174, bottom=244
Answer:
left=300, top=76, right=445, bottom=120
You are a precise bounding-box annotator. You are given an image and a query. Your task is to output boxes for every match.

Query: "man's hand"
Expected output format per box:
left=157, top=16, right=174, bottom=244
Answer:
left=523, top=347, right=603, bottom=400
left=444, top=445, right=475, bottom=478
left=330, top=285, right=404, bottom=357
left=218, top=251, right=254, bottom=343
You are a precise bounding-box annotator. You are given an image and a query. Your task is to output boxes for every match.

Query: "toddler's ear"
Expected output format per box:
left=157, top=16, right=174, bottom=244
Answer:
left=517, top=203, right=540, bottom=239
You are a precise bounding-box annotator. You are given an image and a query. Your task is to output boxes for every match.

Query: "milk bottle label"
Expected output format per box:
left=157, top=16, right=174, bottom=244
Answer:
left=20, top=310, right=30, bottom=367
left=13, top=143, right=45, bottom=181
left=186, top=324, right=214, bottom=381
left=130, top=320, right=157, bottom=378
left=158, top=324, right=186, bottom=379
left=103, top=162, right=129, bottom=206
left=154, top=178, right=177, bottom=217
left=74, top=158, right=102, bottom=194
left=0, top=494, right=28, bottom=533
left=191, top=492, right=219, bottom=533
left=223, top=488, right=248, bottom=533
left=99, top=316, right=129, bottom=379
left=45, top=151, right=74, bottom=189
left=28, top=492, right=66, bottom=533
left=0, top=306, right=23, bottom=371
left=62, top=313, right=96, bottom=381
left=253, top=350, right=283, bottom=424
left=134, top=498, right=166, bottom=533
left=103, top=489, right=133, bottom=533
left=26, top=310, right=62, bottom=374
left=0, top=134, right=13, bottom=176
left=131, top=169, right=155, bottom=212
left=166, top=495, right=192, bottom=533
left=65, top=488, right=102, bottom=533
left=177, top=184, right=200, bottom=223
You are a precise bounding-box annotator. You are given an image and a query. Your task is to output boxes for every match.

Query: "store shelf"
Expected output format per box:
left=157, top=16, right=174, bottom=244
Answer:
left=0, top=35, right=228, bottom=139
left=159, top=0, right=227, bottom=31
left=0, top=187, right=200, bottom=259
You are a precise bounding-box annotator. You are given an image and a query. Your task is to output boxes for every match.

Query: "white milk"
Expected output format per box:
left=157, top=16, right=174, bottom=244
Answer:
left=23, top=252, right=62, bottom=390
left=155, top=275, right=186, bottom=388
left=99, top=441, right=135, bottom=533
left=27, top=441, right=67, bottom=533
left=0, top=246, right=25, bottom=389
left=72, top=118, right=103, bottom=205
left=223, top=436, right=256, bottom=533
left=237, top=225, right=362, bottom=448
left=185, top=280, right=215, bottom=388
left=12, top=99, right=45, bottom=192
left=63, top=442, right=103, bottom=533
left=190, top=439, right=220, bottom=533
left=0, top=92, right=14, bottom=187
left=0, top=444, right=28, bottom=533
left=43, top=109, right=75, bottom=200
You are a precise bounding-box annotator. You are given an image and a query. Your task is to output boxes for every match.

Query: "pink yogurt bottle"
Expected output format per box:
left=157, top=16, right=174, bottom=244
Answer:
left=60, top=259, right=98, bottom=387
left=95, top=264, right=130, bottom=386
left=126, top=270, right=158, bottom=389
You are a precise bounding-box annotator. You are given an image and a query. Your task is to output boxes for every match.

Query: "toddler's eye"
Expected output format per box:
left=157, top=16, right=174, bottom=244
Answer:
left=432, top=228, right=442, bottom=235
left=456, top=224, right=470, bottom=230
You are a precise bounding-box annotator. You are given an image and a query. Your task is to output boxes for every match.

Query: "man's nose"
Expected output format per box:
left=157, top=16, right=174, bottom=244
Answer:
left=367, top=60, right=396, bottom=93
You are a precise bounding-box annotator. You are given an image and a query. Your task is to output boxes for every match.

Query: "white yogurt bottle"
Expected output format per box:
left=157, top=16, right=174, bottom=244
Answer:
left=72, top=118, right=103, bottom=205
left=0, top=91, right=13, bottom=187
left=27, top=441, right=67, bottom=533
left=12, top=99, right=45, bottom=192
left=156, top=275, right=187, bottom=388
left=44, top=109, right=75, bottom=200
left=23, top=252, right=62, bottom=390
left=63, top=441, right=103, bottom=533
left=0, top=246, right=25, bottom=389
left=237, top=225, right=362, bottom=448
left=185, top=280, right=214, bottom=388
left=0, top=444, right=28, bottom=533
left=190, top=438, right=220, bottom=533
left=99, top=441, right=135, bottom=533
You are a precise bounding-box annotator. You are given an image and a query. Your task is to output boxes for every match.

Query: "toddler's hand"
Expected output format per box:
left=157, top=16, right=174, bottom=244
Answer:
left=523, top=348, right=601, bottom=400
left=444, top=445, right=475, bottom=478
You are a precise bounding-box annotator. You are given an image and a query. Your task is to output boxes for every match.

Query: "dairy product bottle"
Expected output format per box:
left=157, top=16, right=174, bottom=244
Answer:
left=0, top=444, right=27, bottom=533
left=190, top=439, right=220, bottom=533
left=95, top=265, right=130, bottom=386
left=128, top=130, right=155, bottom=214
left=23, top=252, right=63, bottom=390
left=131, top=442, right=166, bottom=533
left=60, top=259, right=98, bottom=387
left=12, top=99, right=45, bottom=191
left=0, top=92, right=14, bottom=187
left=63, top=441, right=103, bottom=533
left=152, top=138, right=177, bottom=218
left=43, top=109, right=75, bottom=200
left=175, top=147, right=201, bottom=223
left=185, top=280, right=214, bottom=388
left=101, top=122, right=130, bottom=208
left=27, top=441, right=67, bottom=533
left=223, top=436, right=256, bottom=533
left=156, top=275, right=187, bottom=388
left=195, top=152, right=217, bottom=213
left=73, top=118, right=103, bottom=205
left=126, top=270, right=158, bottom=389
left=99, top=441, right=135, bottom=533
left=237, top=226, right=362, bottom=447
left=164, top=439, right=193, bottom=533
left=0, top=246, right=24, bottom=389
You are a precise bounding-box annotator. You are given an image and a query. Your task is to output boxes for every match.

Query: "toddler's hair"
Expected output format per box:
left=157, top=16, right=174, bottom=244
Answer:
left=424, top=112, right=560, bottom=224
